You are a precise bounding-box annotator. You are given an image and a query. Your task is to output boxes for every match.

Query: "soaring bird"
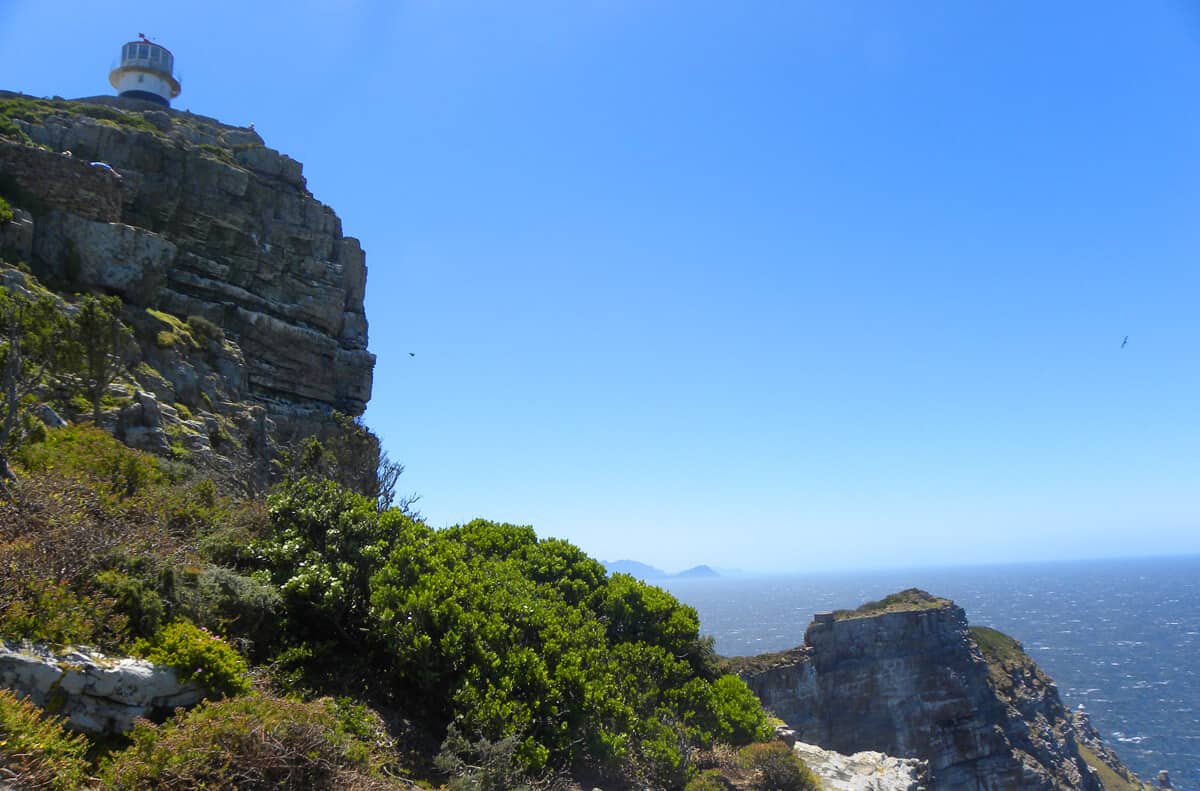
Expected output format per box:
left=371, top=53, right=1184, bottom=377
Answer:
left=409, top=352, right=415, bottom=357
left=1121, top=336, right=1128, bottom=349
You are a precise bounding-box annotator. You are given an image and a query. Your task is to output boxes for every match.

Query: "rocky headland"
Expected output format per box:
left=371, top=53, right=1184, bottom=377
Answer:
left=733, top=589, right=1151, bottom=790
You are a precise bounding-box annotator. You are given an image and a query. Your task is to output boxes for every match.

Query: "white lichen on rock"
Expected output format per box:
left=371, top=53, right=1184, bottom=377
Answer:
left=0, top=640, right=202, bottom=734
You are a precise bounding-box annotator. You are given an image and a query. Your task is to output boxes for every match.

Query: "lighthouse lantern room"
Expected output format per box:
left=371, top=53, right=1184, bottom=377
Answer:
left=109, top=35, right=180, bottom=107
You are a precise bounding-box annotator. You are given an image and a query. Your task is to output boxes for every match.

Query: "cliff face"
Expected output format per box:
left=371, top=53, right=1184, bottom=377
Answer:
left=738, top=592, right=1142, bottom=791
left=1, top=91, right=372, bottom=414
left=0, top=91, right=375, bottom=471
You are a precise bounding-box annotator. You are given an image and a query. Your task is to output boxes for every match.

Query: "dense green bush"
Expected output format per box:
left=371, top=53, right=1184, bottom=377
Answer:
left=738, top=741, right=821, bottom=791
left=0, top=688, right=90, bottom=790
left=171, top=565, right=282, bottom=654
left=254, top=478, right=772, bottom=786
left=257, top=477, right=402, bottom=648
left=132, top=620, right=250, bottom=698
left=100, top=693, right=399, bottom=790
left=15, top=424, right=170, bottom=499
left=3, top=425, right=773, bottom=789
left=95, top=568, right=166, bottom=638
left=0, top=577, right=127, bottom=646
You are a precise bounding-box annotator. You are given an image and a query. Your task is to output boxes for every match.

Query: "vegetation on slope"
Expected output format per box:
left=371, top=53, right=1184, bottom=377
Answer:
left=0, top=419, right=778, bottom=788
left=0, top=95, right=158, bottom=145
left=1077, top=744, right=1153, bottom=791
left=969, top=625, right=1028, bottom=666
left=832, top=588, right=951, bottom=620
left=0, top=163, right=799, bottom=789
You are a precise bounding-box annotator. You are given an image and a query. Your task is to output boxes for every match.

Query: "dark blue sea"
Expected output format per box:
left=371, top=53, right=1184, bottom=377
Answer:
left=662, top=555, right=1200, bottom=790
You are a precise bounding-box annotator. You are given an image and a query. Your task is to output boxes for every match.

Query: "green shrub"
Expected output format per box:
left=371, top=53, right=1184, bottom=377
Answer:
left=15, top=424, right=168, bottom=499
left=685, top=769, right=736, bottom=791
left=132, top=620, right=250, bottom=697
left=94, top=569, right=166, bottom=639
left=197, top=498, right=271, bottom=567
left=255, top=478, right=774, bottom=784
left=0, top=577, right=127, bottom=645
left=99, top=693, right=396, bottom=790
left=171, top=565, right=282, bottom=655
left=832, top=588, right=949, bottom=620
left=0, top=195, right=13, bottom=224
left=0, top=96, right=157, bottom=144
left=738, top=742, right=821, bottom=791
left=0, top=688, right=90, bottom=790
left=436, top=724, right=537, bottom=791
left=708, top=675, right=774, bottom=745
left=186, top=313, right=224, bottom=345
left=257, top=477, right=404, bottom=644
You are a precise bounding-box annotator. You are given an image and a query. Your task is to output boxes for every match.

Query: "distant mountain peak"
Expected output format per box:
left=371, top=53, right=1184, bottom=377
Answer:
left=601, top=560, right=720, bottom=580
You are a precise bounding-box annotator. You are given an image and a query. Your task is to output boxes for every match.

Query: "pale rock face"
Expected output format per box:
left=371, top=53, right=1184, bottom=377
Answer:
left=792, top=740, right=928, bottom=791
left=0, top=641, right=203, bottom=734
left=33, top=210, right=177, bottom=306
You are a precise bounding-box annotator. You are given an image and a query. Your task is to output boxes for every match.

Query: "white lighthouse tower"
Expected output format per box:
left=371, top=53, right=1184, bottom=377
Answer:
left=108, top=35, right=180, bottom=107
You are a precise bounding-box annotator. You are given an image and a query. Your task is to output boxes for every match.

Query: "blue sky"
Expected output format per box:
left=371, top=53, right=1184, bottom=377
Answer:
left=4, top=1, right=1199, bottom=572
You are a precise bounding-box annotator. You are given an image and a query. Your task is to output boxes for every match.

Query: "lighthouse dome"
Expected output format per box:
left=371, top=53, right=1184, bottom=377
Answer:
left=109, top=37, right=181, bottom=107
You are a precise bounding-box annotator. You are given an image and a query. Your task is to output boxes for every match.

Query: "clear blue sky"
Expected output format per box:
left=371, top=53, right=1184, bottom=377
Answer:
left=4, top=1, right=1199, bottom=572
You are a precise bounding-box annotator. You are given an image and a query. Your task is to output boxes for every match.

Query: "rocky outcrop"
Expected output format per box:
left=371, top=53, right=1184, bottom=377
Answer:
left=0, top=640, right=202, bottom=734
left=0, top=90, right=374, bottom=427
left=0, top=140, right=122, bottom=222
left=736, top=591, right=1143, bottom=791
left=790, top=739, right=928, bottom=791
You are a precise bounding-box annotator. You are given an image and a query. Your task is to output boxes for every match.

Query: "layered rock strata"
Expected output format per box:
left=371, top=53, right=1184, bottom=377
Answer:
left=0, top=90, right=374, bottom=430
left=737, top=591, right=1142, bottom=791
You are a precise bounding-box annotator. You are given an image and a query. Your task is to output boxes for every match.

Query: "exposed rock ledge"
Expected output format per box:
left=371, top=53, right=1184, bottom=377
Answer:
left=777, top=728, right=928, bottom=791
left=0, top=640, right=202, bottom=734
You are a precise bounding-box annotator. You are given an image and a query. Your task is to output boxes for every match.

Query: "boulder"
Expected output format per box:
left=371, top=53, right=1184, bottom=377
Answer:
left=0, top=641, right=203, bottom=734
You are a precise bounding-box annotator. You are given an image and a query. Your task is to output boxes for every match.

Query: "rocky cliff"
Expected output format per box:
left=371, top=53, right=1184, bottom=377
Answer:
left=1, top=88, right=374, bottom=480
left=735, top=590, right=1148, bottom=791
left=0, top=91, right=375, bottom=475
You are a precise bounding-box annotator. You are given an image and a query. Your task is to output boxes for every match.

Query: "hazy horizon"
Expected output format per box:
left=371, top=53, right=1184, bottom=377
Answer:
left=4, top=1, right=1199, bottom=572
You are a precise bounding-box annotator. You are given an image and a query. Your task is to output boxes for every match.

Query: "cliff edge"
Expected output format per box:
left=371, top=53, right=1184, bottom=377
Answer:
left=733, top=589, right=1150, bottom=791
left=0, top=91, right=375, bottom=479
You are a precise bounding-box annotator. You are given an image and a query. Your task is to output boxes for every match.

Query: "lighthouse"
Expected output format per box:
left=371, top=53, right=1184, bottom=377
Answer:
left=108, top=35, right=180, bottom=107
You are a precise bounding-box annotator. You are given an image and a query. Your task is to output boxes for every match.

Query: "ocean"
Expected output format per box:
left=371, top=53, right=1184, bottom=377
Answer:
left=662, top=554, right=1200, bottom=790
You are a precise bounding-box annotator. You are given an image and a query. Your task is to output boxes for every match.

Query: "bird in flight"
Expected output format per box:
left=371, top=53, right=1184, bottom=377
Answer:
left=409, top=352, right=415, bottom=357
left=1121, top=336, right=1128, bottom=349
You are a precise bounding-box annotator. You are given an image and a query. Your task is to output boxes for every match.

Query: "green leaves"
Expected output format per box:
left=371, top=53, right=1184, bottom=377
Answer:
left=256, top=478, right=773, bottom=786
left=0, top=689, right=90, bottom=790
left=132, top=620, right=251, bottom=698
left=63, top=294, right=134, bottom=425
left=0, top=288, right=68, bottom=450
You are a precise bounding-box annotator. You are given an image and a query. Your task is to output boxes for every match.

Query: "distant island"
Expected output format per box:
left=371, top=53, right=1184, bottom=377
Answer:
left=602, top=560, right=720, bottom=580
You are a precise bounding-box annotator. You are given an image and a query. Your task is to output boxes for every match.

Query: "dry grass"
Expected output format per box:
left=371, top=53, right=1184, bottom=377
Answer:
left=0, top=470, right=193, bottom=647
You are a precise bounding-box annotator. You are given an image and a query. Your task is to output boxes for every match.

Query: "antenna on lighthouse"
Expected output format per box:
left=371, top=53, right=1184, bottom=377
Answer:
left=109, top=36, right=181, bottom=107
